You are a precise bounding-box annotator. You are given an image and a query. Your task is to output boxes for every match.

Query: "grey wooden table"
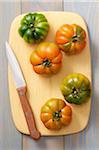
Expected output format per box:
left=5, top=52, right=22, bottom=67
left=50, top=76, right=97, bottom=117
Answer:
left=0, top=0, right=99, bottom=150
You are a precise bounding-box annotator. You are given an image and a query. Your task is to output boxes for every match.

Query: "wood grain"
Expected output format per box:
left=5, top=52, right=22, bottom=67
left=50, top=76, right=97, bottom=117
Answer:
left=21, top=0, right=63, bottom=13
left=1, top=1, right=99, bottom=150
left=0, top=1, right=22, bottom=150
left=21, top=1, right=64, bottom=150
left=17, top=87, right=41, bottom=140
left=8, top=11, right=91, bottom=136
left=64, top=2, right=99, bottom=150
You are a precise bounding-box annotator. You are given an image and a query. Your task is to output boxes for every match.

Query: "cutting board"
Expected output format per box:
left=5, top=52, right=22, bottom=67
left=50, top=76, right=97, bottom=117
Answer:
left=8, top=12, right=91, bottom=136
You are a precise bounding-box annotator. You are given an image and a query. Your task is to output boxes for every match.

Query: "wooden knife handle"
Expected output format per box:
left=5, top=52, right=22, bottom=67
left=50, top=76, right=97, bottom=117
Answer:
left=17, top=87, right=41, bottom=140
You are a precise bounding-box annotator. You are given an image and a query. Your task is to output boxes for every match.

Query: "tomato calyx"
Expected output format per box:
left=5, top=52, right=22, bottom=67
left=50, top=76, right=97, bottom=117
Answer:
left=42, top=59, right=51, bottom=67
left=27, top=16, right=35, bottom=29
left=71, top=35, right=79, bottom=42
left=72, top=87, right=79, bottom=94
left=30, top=23, right=34, bottom=28
left=71, top=87, right=80, bottom=99
left=52, top=110, right=62, bottom=121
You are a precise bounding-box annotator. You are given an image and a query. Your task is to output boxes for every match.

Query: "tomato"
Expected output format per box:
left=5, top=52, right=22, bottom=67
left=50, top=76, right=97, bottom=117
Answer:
left=30, top=42, right=62, bottom=74
left=55, top=24, right=86, bottom=55
left=40, top=98, right=72, bottom=130
left=18, top=13, right=49, bottom=43
left=60, top=73, right=91, bottom=104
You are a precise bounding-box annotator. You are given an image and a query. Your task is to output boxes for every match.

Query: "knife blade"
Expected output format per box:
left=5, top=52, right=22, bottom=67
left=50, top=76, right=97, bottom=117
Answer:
left=5, top=41, right=40, bottom=140
left=5, top=42, right=26, bottom=88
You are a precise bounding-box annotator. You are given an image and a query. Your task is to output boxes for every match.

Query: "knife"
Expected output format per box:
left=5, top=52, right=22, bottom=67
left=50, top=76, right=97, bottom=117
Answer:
left=5, top=41, right=41, bottom=140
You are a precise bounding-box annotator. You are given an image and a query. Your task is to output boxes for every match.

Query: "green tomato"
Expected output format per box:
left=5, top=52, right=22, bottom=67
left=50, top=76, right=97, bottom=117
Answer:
left=18, top=13, right=49, bottom=43
left=60, top=73, right=91, bottom=104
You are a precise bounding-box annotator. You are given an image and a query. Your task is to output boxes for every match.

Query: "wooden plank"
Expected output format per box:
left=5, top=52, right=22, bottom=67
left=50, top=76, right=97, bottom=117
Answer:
left=0, top=1, right=22, bottom=150
left=21, top=0, right=63, bottom=13
left=21, top=0, right=64, bottom=150
left=23, top=136, right=64, bottom=150
left=64, top=2, right=99, bottom=150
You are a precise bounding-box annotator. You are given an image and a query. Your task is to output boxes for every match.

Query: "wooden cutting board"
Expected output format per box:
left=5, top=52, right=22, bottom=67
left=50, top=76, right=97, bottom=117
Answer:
left=8, top=12, right=91, bottom=136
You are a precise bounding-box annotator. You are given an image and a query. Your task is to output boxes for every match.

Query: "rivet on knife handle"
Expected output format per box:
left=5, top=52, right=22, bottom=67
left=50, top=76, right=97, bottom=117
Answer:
left=17, top=87, right=41, bottom=140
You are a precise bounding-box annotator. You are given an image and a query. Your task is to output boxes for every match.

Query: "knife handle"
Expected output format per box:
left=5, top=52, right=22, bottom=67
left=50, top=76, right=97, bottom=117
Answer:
left=17, top=87, right=41, bottom=140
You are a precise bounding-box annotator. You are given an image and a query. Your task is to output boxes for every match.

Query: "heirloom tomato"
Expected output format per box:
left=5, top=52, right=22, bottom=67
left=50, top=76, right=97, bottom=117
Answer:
left=61, top=73, right=91, bottom=104
left=18, top=13, right=49, bottom=43
left=40, top=98, right=72, bottom=130
left=56, top=24, right=86, bottom=55
left=30, top=42, right=62, bottom=74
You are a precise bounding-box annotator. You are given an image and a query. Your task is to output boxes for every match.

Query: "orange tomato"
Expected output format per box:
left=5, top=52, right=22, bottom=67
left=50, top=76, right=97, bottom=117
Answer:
left=55, top=24, right=86, bottom=55
left=30, top=42, right=62, bottom=74
left=40, top=98, right=72, bottom=130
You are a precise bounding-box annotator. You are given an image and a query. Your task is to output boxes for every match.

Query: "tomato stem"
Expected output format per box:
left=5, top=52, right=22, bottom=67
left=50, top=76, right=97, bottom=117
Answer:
left=53, top=110, right=62, bottom=121
left=43, top=59, right=51, bottom=67
left=72, top=87, right=80, bottom=95
left=72, top=35, right=79, bottom=42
